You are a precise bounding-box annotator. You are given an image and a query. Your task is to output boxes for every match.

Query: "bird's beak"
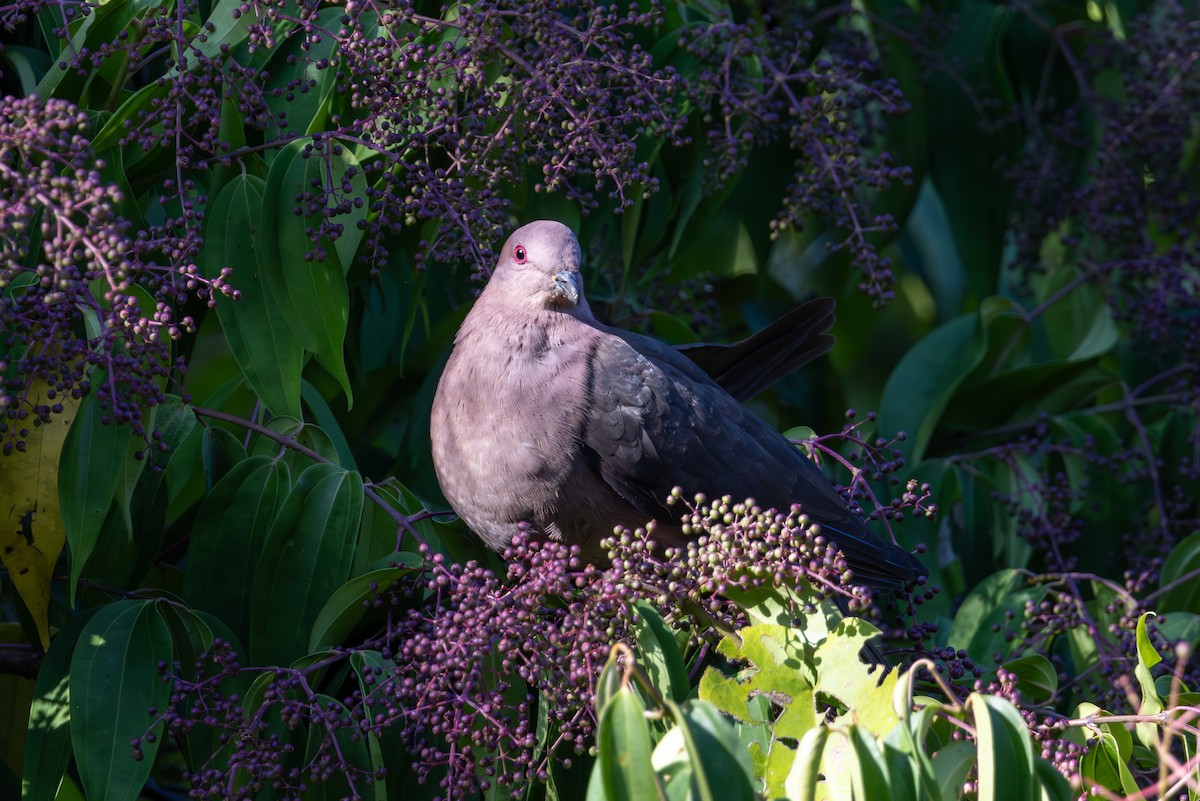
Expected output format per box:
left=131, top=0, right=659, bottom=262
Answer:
left=551, top=270, right=580, bottom=306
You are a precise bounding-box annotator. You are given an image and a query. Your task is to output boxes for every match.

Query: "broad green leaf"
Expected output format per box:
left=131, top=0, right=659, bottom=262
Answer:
left=633, top=602, right=690, bottom=704
left=1080, top=731, right=1139, bottom=795
left=202, top=173, right=304, bottom=418
left=249, top=463, right=364, bottom=665
left=931, top=740, right=976, bottom=801
left=21, top=610, right=96, bottom=801
left=354, top=482, right=441, bottom=574
left=1033, top=756, right=1075, bottom=801
left=90, top=82, right=168, bottom=152
left=301, top=695, right=374, bottom=801
left=309, top=563, right=417, bottom=652
left=183, top=456, right=289, bottom=647
left=972, top=694, right=1035, bottom=801
left=125, top=396, right=200, bottom=583
left=1156, top=612, right=1200, bottom=649
left=665, top=700, right=756, bottom=801
left=878, top=309, right=986, bottom=464
left=33, top=0, right=160, bottom=98
left=926, top=0, right=1019, bottom=302
left=201, top=425, right=247, bottom=491
left=726, top=583, right=837, bottom=639
left=948, top=569, right=1044, bottom=667
left=1158, top=531, right=1200, bottom=614
left=0, top=46, right=51, bottom=95
left=246, top=415, right=339, bottom=466
left=59, top=390, right=133, bottom=606
left=1002, top=654, right=1058, bottom=705
left=785, top=726, right=829, bottom=801
left=1066, top=703, right=1132, bottom=762
left=262, top=8, right=343, bottom=139
left=301, top=380, right=356, bottom=468
left=700, top=620, right=820, bottom=795
left=170, top=0, right=254, bottom=77
left=844, top=724, right=893, bottom=800
left=700, top=623, right=817, bottom=736
left=261, top=139, right=354, bottom=403
left=814, top=618, right=902, bottom=737
left=593, top=650, right=624, bottom=721
left=587, top=683, right=664, bottom=801
left=70, top=600, right=173, bottom=801
left=650, top=726, right=694, bottom=801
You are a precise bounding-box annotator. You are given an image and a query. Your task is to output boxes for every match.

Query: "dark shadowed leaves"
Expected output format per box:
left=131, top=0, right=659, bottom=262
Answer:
left=69, top=600, right=173, bottom=801
left=249, top=463, right=364, bottom=665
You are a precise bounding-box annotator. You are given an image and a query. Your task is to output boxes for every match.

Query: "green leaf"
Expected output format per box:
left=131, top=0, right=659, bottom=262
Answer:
left=0, top=46, right=52, bottom=95
left=699, top=623, right=817, bottom=736
left=666, top=700, right=756, bottom=801
left=308, top=563, right=418, bottom=653
left=301, top=695, right=374, bottom=801
left=33, top=0, right=160, bottom=98
left=183, top=456, right=289, bottom=647
left=1137, top=612, right=1163, bottom=670
left=125, top=396, right=200, bottom=583
left=301, top=380, right=357, bottom=468
left=785, top=726, right=829, bottom=801
left=972, top=694, right=1035, bottom=801
left=931, top=740, right=976, bottom=801
left=70, top=600, right=173, bottom=801
left=58, top=390, right=133, bottom=606
left=21, top=610, right=97, bottom=801
left=1158, top=531, right=1200, bottom=613
left=90, top=82, right=168, bottom=152
left=1033, top=756, right=1075, bottom=801
left=1001, top=654, right=1058, bottom=705
left=249, top=463, right=364, bottom=665
left=926, top=1, right=1019, bottom=302
left=878, top=309, right=987, bottom=464
left=172, top=0, right=254, bottom=76
left=587, top=683, right=664, bottom=801
left=1134, top=612, right=1166, bottom=752
left=1080, top=731, right=1139, bottom=795
left=353, top=481, right=441, bottom=574
left=202, top=173, right=305, bottom=418
left=262, top=9, right=343, bottom=138
left=633, top=602, right=690, bottom=704
left=246, top=415, right=340, bottom=467
left=261, top=139, right=354, bottom=404
left=948, top=569, right=1044, bottom=667
left=814, top=618, right=901, bottom=737
left=844, top=724, right=893, bottom=800
left=201, top=425, right=248, bottom=491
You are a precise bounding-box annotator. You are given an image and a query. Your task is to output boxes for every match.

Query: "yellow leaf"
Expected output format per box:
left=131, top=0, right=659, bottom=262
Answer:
left=0, top=379, right=79, bottom=650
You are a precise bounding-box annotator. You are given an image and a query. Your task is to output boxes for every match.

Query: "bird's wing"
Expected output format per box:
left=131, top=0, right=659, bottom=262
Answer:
left=582, top=331, right=923, bottom=588
left=676, top=297, right=836, bottom=401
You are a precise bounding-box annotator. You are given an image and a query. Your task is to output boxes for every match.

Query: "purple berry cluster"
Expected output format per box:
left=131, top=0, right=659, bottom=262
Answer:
left=0, top=95, right=230, bottom=449
left=680, top=16, right=912, bottom=304
left=1006, top=0, right=1200, bottom=360
left=161, top=476, right=937, bottom=799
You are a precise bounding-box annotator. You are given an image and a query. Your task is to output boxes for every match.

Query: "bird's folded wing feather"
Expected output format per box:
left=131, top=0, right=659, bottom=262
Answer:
left=582, top=332, right=922, bottom=588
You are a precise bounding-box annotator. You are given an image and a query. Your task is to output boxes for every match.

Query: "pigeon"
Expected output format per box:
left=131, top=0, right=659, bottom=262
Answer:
left=430, top=220, right=926, bottom=590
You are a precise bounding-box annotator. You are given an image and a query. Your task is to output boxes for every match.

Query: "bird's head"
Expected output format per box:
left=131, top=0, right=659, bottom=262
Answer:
left=486, top=220, right=588, bottom=314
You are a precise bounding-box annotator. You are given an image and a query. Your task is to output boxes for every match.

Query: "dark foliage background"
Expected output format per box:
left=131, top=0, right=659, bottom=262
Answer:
left=1, top=0, right=1198, bottom=798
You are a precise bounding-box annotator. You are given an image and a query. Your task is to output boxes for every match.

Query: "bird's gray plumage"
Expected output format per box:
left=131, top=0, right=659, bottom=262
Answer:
left=430, top=220, right=925, bottom=590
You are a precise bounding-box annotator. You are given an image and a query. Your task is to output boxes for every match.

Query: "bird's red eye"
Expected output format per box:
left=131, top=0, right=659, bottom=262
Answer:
left=513, top=245, right=527, bottom=264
